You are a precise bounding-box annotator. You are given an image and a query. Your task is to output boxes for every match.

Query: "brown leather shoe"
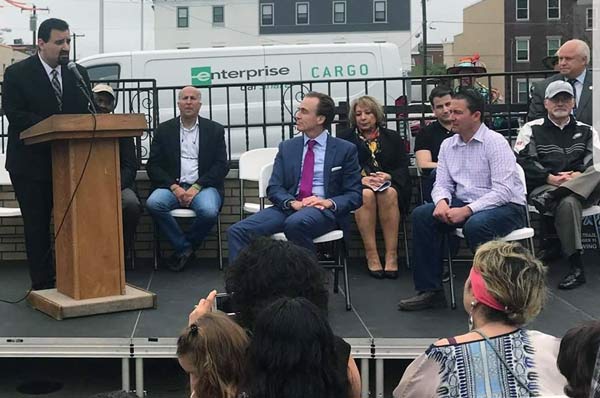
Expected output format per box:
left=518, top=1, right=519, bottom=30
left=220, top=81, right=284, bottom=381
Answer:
left=398, top=291, right=447, bottom=311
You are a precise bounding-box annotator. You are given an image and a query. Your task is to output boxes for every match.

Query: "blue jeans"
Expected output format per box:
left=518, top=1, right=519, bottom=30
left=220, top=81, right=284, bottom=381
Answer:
left=411, top=200, right=526, bottom=292
left=227, top=206, right=339, bottom=263
left=146, top=186, right=221, bottom=255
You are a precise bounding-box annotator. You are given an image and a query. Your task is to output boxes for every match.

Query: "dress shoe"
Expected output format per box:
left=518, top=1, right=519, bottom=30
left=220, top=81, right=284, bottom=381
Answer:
left=558, top=267, right=586, bottom=290
left=368, top=269, right=385, bottom=279
left=168, top=248, right=195, bottom=272
left=398, top=290, right=447, bottom=311
left=384, top=270, right=398, bottom=279
left=530, top=192, right=557, bottom=215
left=366, top=254, right=384, bottom=279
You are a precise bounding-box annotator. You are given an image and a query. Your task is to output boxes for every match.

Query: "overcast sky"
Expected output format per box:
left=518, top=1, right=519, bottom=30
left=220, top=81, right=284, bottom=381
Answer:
left=0, top=0, right=478, bottom=59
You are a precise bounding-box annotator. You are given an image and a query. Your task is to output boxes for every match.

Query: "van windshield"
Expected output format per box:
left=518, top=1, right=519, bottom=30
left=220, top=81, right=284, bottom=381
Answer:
left=87, top=64, right=121, bottom=81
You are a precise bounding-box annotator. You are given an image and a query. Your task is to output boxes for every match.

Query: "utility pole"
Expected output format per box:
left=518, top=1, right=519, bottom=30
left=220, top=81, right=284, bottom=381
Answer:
left=140, top=0, right=144, bottom=50
left=71, top=32, right=85, bottom=61
left=99, top=0, right=104, bottom=53
left=421, top=0, right=428, bottom=77
left=421, top=0, right=428, bottom=108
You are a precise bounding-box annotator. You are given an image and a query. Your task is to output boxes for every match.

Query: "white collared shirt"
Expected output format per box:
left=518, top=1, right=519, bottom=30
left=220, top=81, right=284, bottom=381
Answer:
left=38, top=53, right=62, bottom=92
left=179, top=117, right=200, bottom=184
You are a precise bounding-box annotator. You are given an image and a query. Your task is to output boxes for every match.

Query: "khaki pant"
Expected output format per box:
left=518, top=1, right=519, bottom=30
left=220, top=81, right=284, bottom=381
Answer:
left=530, top=166, right=600, bottom=256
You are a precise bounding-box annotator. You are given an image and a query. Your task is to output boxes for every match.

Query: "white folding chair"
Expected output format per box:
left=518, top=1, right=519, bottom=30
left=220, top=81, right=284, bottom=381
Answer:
left=447, top=164, right=535, bottom=309
left=0, top=154, right=21, bottom=218
left=259, top=163, right=352, bottom=310
left=238, top=148, right=279, bottom=220
left=153, top=210, right=223, bottom=271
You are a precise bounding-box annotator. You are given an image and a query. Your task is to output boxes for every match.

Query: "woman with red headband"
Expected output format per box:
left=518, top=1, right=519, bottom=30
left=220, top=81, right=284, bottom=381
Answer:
left=393, top=240, right=567, bottom=398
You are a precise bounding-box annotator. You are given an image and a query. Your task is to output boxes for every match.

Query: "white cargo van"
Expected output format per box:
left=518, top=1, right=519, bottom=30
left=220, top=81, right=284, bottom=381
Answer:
left=79, top=43, right=409, bottom=159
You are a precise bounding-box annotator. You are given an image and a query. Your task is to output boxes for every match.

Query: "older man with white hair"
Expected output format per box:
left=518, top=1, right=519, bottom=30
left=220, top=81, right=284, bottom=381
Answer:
left=516, top=80, right=600, bottom=290
left=528, top=39, right=593, bottom=125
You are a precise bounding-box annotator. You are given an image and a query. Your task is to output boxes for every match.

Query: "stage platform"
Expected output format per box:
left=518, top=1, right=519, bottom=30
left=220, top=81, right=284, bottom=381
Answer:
left=0, top=253, right=598, bottom=397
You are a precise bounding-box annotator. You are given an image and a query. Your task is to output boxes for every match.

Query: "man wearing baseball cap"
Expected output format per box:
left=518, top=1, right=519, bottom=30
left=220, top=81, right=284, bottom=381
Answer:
left=515, top=80, right=600, bottom=289
left=92, top=83, right=142, bottom=265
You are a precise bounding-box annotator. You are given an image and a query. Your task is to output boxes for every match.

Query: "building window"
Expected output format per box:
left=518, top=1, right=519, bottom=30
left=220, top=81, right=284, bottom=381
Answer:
left=547, top=37, right=561, bottom=57
left=213, top=6, right=224, bottom=25
left=547, top=0, right=560, bottom=20
left=587, top=8, right=595, bottom=30
left=261, top=3, right=274, bottom=26
left=515, top=38, right=529, bottom=62
left=517, top=80, right=529, bottom=103
left=333, top=1, right=346, bottom=24
left=374, top=0, right=387, bottom=22
left=296, top=2, right=309, bottom=25
left=516, top=0, right=528, bottom=20
left=177, top=7, right=189, bottom=28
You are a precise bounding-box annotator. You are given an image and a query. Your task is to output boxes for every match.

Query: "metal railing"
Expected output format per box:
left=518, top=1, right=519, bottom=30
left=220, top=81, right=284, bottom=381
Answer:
left=0, top=69, right=556, bottom=163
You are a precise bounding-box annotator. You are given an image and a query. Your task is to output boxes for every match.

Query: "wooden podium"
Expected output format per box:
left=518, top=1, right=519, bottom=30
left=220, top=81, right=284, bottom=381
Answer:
left=21, top=114, right=156, bottom=319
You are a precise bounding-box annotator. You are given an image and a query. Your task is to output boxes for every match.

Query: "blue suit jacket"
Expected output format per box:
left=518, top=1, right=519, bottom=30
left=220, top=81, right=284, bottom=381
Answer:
left=267, top=134, right=363, bottom=223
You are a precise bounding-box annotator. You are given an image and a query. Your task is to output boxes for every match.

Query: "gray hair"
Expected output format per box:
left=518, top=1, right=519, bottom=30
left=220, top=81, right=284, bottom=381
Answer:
left=178, top=86, right=202, bottom=101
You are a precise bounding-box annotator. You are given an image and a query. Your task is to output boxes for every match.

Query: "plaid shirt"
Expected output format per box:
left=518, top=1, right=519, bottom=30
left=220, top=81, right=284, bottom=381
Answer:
left=431, top=123, right=526, bottom=213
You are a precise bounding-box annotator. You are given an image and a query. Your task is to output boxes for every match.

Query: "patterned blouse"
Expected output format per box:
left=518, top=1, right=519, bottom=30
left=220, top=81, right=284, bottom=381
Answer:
left=393, top=329, right=567, bottom=398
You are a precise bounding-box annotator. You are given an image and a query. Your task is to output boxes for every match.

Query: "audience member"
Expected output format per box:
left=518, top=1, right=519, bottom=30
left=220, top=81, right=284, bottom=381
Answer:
left=528, top=39, right=593, bottom=125
left=227, top=92, right=362, bottom=262
left=515, top=80, right=600, bottom=290
left=414, top=86, right=455, bottom=203
left=244, top=297, right=348, bottom=398
left=223, top=237, right=361, bottom=398
left=558, top=321, right=600, bottom=398
left=178, top=309, right=249, bottom=398
left=398, top=89, right=527, bottom=311
left=146, top=86, right=229, bottom=271
left=394, top=240, right=566, bottom=397
left=91, top=84, right=143, bottom=263
left=337, top=95, right=410, bottom=279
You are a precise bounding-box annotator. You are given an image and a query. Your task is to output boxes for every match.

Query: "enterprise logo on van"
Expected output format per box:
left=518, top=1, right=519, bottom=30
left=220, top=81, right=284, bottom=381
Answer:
left=191, top=67, right=213, bottom=86
left=191, top=66, right=290, bottom=86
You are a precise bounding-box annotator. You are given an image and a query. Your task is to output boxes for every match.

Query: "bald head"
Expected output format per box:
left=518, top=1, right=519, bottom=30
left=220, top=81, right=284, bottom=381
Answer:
left=557, top=39, right=590, bottom=78
left=177, top=86, right=202, bottom=124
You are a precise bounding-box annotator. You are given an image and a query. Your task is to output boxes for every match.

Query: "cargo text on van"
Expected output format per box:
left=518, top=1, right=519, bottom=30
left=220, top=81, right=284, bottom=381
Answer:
left=310, top=64, right=369, bottom=79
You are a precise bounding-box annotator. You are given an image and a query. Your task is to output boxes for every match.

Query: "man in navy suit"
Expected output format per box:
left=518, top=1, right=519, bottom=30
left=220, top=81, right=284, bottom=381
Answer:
left=3, top=18, right=91, bottom=290
left=227, top=92, right=362, bottom=262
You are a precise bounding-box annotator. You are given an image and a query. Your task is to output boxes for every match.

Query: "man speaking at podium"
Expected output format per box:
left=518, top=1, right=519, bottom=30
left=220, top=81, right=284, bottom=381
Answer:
left=3, top=18, right=92, bottom=290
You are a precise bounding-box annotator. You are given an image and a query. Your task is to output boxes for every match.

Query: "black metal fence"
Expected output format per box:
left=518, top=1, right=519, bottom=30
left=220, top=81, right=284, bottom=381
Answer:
left=0, top=69, right=556, bottom=163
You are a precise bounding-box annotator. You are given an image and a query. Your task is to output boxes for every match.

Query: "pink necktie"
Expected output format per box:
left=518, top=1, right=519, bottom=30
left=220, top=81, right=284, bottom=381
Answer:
left=297, top=140, right=316, bottom=200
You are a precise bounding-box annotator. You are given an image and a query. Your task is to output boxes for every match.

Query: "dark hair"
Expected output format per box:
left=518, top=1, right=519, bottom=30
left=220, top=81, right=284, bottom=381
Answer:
left=225, top=237, right=328, bottom=331
left=38, top=18, right=69, bottom=42
left=304, top=91, right=336, bottom=130
left=428, top=85, right=453, bottom=106
left=558, top=321, right=600, bottom=398
left=245, top=297, right=346, bottom=398
left=452, top=88, right=485, bottom=122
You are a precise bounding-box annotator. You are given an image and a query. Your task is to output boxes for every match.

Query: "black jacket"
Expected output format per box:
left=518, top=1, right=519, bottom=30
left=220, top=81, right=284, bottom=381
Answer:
left=337, top=127, right=411, bottom=210
left=146, top=116, right=229, bottom=199
left=3, top=54, right=91, bottom=181
left=514, top=115, right=594, bottom=192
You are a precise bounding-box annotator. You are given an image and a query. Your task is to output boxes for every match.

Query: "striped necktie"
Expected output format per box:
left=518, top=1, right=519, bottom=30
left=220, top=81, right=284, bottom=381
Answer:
left=51, top=69, right=62, bottom=110
left=567, top=78, right=578, bottom=115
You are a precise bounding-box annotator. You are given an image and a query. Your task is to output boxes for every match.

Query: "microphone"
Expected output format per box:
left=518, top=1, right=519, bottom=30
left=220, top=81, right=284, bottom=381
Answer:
left=67, top=61, right=97, bottom=114
left=67, top=61, right=86, bottom=86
